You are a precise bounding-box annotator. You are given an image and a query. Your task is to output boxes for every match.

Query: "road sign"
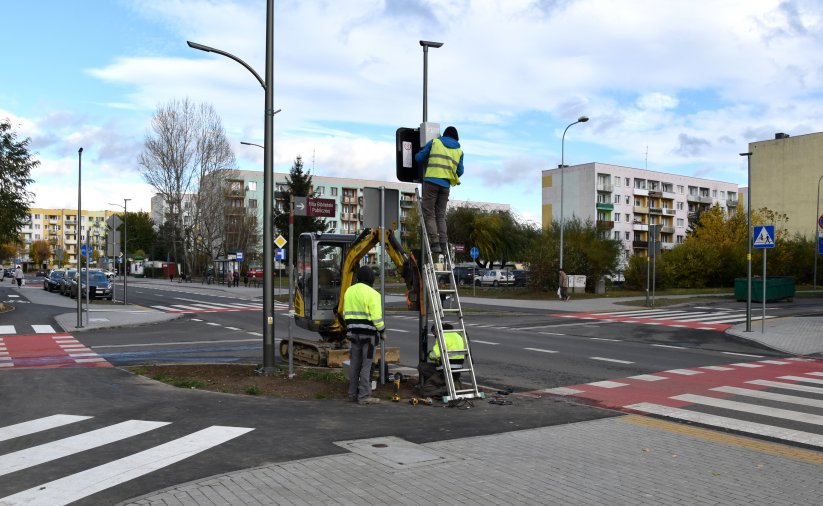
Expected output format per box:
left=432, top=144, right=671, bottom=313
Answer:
left=753, top=225, right=775, bottom=249
left=819, top=237, right=823, bottom=255
left=275, top=235, right=287, bottom=248
left=293, top=197, right=336, bottom=217
left=470, top=247, right=479, bottom=259
left=453, top=244, right=465, bottom=253
left=236, top=251, right=244, bottom=262
left=275, top=248, right=286, bottom=260
left=819, top=214, right=823, bottom=229
left=80, top=244, right=90, bottom=257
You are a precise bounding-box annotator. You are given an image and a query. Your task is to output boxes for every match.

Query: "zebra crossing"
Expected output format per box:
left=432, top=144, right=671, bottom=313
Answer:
left=552, top=307, right=777, bottom=331
left=0, top=329, right=110, bottom=369
left=531, top=357, right=823, bottom=449
left=150, top=299, right=289, bottom=314
left=0, top=414, right=253, bottom=505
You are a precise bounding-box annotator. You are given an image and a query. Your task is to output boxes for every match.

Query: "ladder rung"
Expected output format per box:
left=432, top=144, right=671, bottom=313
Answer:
left=442, top=309, right=461, bottom=313
left=440, top=289, right=456, bottom=294
left=434, top=270, right=451, bottom=275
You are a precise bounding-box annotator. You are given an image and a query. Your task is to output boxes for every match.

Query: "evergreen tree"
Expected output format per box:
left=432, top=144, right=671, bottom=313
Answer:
left=273, top=155, right=329, bottom=264
left=0, top=119, right=36, bottom=244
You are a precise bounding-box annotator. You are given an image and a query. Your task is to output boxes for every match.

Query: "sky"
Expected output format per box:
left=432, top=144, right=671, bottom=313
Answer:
left=3, top=0, right=823, bottom=226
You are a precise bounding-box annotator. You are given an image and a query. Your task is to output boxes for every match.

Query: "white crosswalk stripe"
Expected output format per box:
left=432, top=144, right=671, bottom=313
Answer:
left=595, top=308, right=777, bottom=327
left=150, top=300, right=282, bottom=313
left=0, top=324, right=59, bottom=336
left=0, top=415, right=254, bottom=505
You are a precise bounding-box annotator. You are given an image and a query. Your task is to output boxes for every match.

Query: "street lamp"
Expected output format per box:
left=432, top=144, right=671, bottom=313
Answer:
left=559, top=115, right=589, bottom=270
left=188, top=0, right=276, bottom=372
left=419, top=40, right=443, bottom=122
left=739, top=152, right=753, bottom=332
left=77, top=148, right=83, bottom=328
left=815, top=174, right=823, bottom=289
left=109, top=199, right=131, bottom=304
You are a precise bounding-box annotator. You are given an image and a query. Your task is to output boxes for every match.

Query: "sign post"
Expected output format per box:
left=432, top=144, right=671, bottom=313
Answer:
left=470, top=247, right=479, bottom=296
left=753, top=225, right=775, bottom=333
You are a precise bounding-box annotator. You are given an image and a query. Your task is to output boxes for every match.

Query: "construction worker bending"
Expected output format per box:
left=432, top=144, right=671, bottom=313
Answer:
left=418, top=323, right=466, bottom=397
left=343, top=265, right=385, bottom=405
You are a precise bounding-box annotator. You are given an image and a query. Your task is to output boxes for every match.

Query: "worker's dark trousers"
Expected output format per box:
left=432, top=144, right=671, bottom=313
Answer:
left=348, top=337, right=375, bottom=401
left=422, top=181, right=450, bottom=247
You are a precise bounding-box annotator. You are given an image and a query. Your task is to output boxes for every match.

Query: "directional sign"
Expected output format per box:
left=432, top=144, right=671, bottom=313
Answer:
left=453, top=244, right=465, bottom=253
left=470, top=247, right=479, bottom=259
left=274, top=235, right=287, bottom=249
left=275, top=248, right=286, bottom=260
left=753, top=225, right=775, bottom=249
left=293, top=197, right=335, bottom=217
left=236, top=251, right=244, bottom=262
left=293, top=197, right=307, bottom=216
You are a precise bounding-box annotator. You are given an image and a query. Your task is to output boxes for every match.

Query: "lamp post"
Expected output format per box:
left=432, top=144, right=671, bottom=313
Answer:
left=740, top=152, right=753, bottom=332
left=188, top=0, right=276, bottom=372
left=109, top=199, right=130, bottom=304
left=559, top=116, right=589, bottom=270
left=77, top=148, right=83, bottom=328
left=419, top=40, right=443, bottom=122
left=815, top=175, right=823, bottom=289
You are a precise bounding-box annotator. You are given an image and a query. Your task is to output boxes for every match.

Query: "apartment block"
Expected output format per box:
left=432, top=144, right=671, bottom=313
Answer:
left=542, top=162, right=738, bottom=265
left=17, top=208, right=115, bottom=269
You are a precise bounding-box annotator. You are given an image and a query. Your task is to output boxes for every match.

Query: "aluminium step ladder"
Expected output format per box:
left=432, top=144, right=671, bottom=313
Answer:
left=415, top=191, right=483, bottom=403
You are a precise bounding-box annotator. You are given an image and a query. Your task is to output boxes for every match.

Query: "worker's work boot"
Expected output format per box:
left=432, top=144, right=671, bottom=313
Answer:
left=430, top=242, right=442, bottom=254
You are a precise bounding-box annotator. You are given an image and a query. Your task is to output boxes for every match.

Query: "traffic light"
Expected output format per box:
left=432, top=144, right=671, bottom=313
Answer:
left=396, top=127, right=421, bottom=182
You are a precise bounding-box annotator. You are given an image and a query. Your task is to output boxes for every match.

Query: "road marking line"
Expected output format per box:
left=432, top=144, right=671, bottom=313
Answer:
left=206, top=322, right=221, bottom=326
left=619, top=414, right=823, bottom=464
left=0, top=425, right=254, bottom=505
left=652, top=344, right=685, bottom=349
left=541, top=387, right=584, bottom=395
left=700, top=365, right=734, bottom=371
left=665, top=369, right=701, bottom=376
left=628, top=374, right=667, bottom=382
left=519, top=322, right=602, bottom=330
left=759, top=360, right=790, bottom=365
left=472, top=340, right=499, bottom=345
left=524, top=347, right=558, bottom=353
left=0, top=415, right=92, bottom=443
left=191, top=318, right=203, bottom=322
left=748, top=379, right=823, bottom=394
left=807, top=372, right=823, bottom=377
left=0, top=326, right=15, bottom=335
left=32, top=325, right=56, bottom=333
left=729, top=361, right=764, bottom=367
left=538, top=332, right=565, bottom=336
left=723, top=352, right=765, bottom=358
left=778, top=375, right=823, bottom=385
left=75, top=358, right=107, bottom=363
left=389, top=329, right=409, bottom=333
left=587, top=380, right=629, bottom=388
left=247, top=332, right=263, bottom=337
left=224, top=327, right=242, bottom=331
left=711, top=386, right=823, bottom=408
left=672, top=394, right=823, bottom=426
left=589, top=337, right=620, bottom=341
left=150, top=305, right=178, bottom=311
left=0, top=420, right=169, bottom=476
left=590, top=357, right=634, bottom=364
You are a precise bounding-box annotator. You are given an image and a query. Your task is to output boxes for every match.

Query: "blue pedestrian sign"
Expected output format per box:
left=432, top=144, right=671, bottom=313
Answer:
left=470, top=247, right=479, bottom=260
left=275, top=248, right=286, bottom=260
left=753, top=225, right=775, bottom=249
left=818, top=237, right=823, bottom=255
left=236, top=251, right=244, bottom=262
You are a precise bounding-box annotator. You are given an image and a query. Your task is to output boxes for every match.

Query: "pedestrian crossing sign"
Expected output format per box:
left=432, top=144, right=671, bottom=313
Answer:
left=753, top=225, right=775, bottom=249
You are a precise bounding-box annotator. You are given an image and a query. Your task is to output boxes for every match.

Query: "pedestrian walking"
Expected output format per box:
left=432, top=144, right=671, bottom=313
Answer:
left=342, top=265, right=385, bottom=405
left=559, top=269, right=570, bottom=301
left=14, top=265, right=23, bottom=287
left=233, top=270, right=240, bottom=287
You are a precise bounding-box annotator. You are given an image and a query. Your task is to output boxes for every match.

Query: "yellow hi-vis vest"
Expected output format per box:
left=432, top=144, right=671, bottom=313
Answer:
left=424, top=138, right=462, bottom=186
left=342, top=282, right=385, bottom=334
left=429, top=330, right=466, bottom=364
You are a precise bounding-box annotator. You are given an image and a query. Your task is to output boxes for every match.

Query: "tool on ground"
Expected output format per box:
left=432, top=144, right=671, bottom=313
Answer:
left=409, top=397, right=433, bottom=406
left=488, top=397, right=512, bottom=405
left=392, top=372, right=401, bottom=402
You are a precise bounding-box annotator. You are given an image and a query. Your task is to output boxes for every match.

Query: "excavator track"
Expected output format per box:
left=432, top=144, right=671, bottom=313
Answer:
left=279, top=338, right=400, bottom=368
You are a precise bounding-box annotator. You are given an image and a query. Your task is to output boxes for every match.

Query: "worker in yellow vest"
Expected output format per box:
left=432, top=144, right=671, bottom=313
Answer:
left=343, top=265, right=385, bottom=405
left=428, top=323, right=467, bottom=383
left=415, top=126, right=464, bottom=255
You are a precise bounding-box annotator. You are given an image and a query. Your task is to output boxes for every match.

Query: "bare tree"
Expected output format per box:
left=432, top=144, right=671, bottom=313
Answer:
left=138, top=98, right=235, bottom=272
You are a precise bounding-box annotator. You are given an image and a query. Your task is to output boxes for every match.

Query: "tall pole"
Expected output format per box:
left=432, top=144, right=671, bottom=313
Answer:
left=815, top=175, right=823, bottom=289
left=419, top=40, right=443, bottom=123
left=123, top=198, right=130, bottom=305
left=740, top=152, right=752, bottom=332
left=187, top=0, right=276, bottom=371
left=559, top=116, right=589, bottom=270
left=77, top=148, right=83, bottom=328
left=262, top=0, right=276, bottom=371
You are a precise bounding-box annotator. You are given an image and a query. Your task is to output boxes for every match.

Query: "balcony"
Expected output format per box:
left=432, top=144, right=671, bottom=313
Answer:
left=596, top=220, right=615, bottom=230
left=632, top=223, right=648, bottom=231
left=726, top=199, right=738, bottom=208
left=648, top=191, right=662, bottom=198
left=633, top=206, right=649, bottom=214
left=64, top=220, right=76, bottom=226
left=65, top=239, right=77, bottom=245
left=686, top=194, right=700, bottom=203
left=649, top=207, right=663, bottom=214
left=632, top=240, right=648, bottom=249
left=661, top=242, right=675, bottom=250
left=663, top=191, right=676, bottom=200
left=665, top=209, right=677, bottom=215
left=400, top=199, right=415, bottom=207
left=661, top=226, right=675, bottom=234
left=595, top=202, right=614, bottom=211
left=633, top=188, right=649, bottom=196
left=596, top=182, right=613, bottom=192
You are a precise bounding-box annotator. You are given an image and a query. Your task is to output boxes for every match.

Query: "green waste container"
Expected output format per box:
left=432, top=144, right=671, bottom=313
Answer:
left=734, top=276, right=795, bottom=302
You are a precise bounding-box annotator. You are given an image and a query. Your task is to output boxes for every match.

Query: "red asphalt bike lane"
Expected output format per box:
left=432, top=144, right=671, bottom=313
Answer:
left=0, top=333, right=111, bottom=369
left=550, top=311, right=735, bottom=331
left=523, top=358, right=823, bottom=413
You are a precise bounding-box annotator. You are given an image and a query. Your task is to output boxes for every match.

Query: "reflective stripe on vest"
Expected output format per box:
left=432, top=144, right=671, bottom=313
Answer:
left=425, top=138, right=461, bottom=186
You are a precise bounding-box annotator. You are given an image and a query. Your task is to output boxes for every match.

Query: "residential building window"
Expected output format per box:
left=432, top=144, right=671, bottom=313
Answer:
left=625, top=214, right=630, bottom=222
left=331, top=187, right=338, bottom=196
left=249, top=199, right=258, bottom=208
left=615, top=178, right=621, bottom=187
left=677, top=185, right=684, bottom=194
left=614, top=231, right=620, bottom=240
left=613, top=194, right=620, bottom=204
left=615, top=214, right=620, bottom=222
left=247, top=181, right=257, bottom=191
left=677, top=202, right=684, bottom=210
left=625, top=177, right=630, bottom=186
left=677, top=218, right=684, bottom=227
left=34, top=213, right=40, bottom=219
left=624, top=196, right=630, bottom=204
left=676, top=235, right=684, bottom=244
left=625, top=232, right=630, bottom=240
left=634, top=199, right=642, bottom=207
left=712, top=190, right=717, bottom=197
left=317, top=186, right=325, bottom=196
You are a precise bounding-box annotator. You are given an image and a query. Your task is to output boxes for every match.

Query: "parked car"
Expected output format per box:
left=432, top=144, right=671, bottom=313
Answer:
left=511, top=269, right=531, bottom=287
left=58, top=269, right=77, bottom=296
left=43, top=270, right=65, bottom=292
left=103, top=270, right=116, bottom=280
left=480, top=270, right=513, bottom=287
left=247, top=267, right=264, bottom=279
left=70, top=270, right=113, bottom=300
left=453, top=266, right=480, bottom=287
left=36, top=269, right=48, bottom=277
left=472, top=269, right=488, bottom=286
left=3, top=268, right=13, bottom=278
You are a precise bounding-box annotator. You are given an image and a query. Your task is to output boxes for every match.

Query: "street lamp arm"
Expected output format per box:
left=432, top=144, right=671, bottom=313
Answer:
left=187, top=40, right=266, bottom=90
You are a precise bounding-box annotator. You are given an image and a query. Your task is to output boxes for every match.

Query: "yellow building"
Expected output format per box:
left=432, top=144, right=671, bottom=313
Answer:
left=22, top=208, right=115, bottom=269
left=749, top=132, right=823, bottom=239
